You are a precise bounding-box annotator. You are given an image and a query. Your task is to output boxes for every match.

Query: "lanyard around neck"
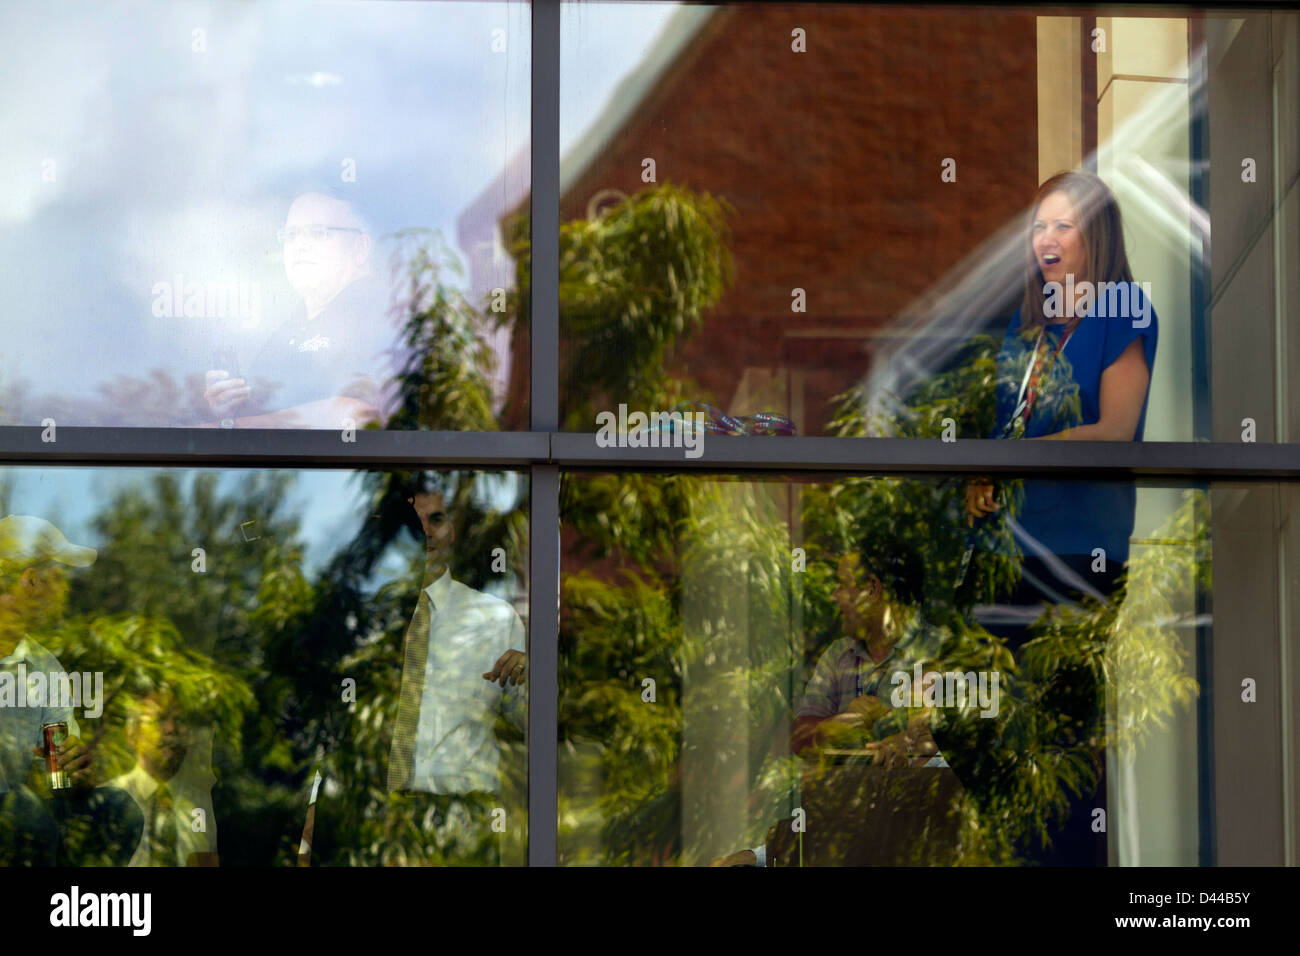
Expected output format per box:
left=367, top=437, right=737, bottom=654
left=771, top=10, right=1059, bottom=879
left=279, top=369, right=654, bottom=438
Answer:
left=1006, top=324, right=1075, bottom=437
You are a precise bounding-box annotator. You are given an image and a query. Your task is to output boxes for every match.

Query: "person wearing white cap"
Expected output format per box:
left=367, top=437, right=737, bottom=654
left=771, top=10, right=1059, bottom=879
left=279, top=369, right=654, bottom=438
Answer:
left=0, top=514, right=98, bottom=571
left=0, top=515, right=142, bottom=865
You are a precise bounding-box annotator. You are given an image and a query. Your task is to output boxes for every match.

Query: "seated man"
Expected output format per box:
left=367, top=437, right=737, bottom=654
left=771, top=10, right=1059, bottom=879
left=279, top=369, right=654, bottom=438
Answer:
left=791, top=550, right=946, bottom=768
left=717, top=547, right=953, bottom=867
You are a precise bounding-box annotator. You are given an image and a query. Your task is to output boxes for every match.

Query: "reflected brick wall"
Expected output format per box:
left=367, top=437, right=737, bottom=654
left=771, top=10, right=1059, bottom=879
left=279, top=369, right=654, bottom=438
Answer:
left=508, top=4, right=1040, bottom=434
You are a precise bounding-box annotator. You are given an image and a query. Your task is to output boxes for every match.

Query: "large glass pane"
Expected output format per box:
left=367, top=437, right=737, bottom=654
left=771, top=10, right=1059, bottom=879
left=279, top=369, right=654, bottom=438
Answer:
left=0, top=466, right=528, bottom=866
left=0, top=0, right=530, bottom=430
left=560, top=469, right=1296, bottom=865
left=559, top=4, right=1300, bottom=444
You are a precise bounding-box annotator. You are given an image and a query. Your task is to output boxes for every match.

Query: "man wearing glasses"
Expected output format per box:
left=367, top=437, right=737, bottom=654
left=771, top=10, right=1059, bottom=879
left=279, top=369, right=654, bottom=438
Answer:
left=203, top=190, right=398, bottom=428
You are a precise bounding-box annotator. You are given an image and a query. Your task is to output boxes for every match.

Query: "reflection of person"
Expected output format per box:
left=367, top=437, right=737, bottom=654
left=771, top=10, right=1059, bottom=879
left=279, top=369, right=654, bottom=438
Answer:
left=0, top=516, right=141, bottom=866
left=308, top=474, right=526, bottom=866
left=315, top=472, right=523, bottom=866
left=203, top=190, right=399, bottom=429
left=721, top=549, right=946, bottom=868
left=108, top=690, right=219, bottom=866
left=965, top=171, right=1158, bottom=592
left=792, top=551, right=946, bottom=764
left=388, top=478, right=527, bottom=800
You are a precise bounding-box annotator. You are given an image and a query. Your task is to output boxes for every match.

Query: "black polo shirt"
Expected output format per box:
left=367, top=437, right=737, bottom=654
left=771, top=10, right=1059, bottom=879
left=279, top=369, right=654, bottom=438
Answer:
left=246, top=276, right=402, bottom=420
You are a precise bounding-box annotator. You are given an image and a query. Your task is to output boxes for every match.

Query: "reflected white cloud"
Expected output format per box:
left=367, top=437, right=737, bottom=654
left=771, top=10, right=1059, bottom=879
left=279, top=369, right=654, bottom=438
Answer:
left=286, top=72, right=343, bottom=87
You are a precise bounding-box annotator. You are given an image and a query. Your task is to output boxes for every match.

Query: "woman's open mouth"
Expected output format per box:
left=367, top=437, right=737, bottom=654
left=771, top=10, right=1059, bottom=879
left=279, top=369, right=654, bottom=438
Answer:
left=1042, top=253, right=1061, bottom=266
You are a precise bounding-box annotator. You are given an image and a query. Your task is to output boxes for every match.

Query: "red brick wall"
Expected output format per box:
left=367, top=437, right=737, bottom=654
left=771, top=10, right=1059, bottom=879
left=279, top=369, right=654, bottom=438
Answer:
left=532, top=4, right=1040, bottom=434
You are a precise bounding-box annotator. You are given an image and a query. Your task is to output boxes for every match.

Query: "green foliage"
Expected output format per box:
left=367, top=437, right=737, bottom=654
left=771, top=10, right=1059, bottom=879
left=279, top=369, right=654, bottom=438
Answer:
left=508, top=182, right=734, bottom=428
left=837, top=334, right=1002, bottom=441
left=43, top=614, right=254, bottom=781
left=9, top=182, right=1206, bottom=869
left=383, top=228, right=499, bottom=432
left=1037, top=489, right=1207, bottom=760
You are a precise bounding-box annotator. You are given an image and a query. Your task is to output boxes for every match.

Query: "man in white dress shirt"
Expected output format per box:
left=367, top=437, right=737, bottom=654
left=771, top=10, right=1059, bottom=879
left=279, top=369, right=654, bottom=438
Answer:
left=377, top=478, right=525, bottom=864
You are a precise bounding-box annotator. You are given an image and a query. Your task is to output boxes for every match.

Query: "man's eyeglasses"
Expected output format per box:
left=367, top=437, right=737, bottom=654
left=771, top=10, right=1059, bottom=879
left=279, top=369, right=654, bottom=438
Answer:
left=276, top=225, right=362, bottom=245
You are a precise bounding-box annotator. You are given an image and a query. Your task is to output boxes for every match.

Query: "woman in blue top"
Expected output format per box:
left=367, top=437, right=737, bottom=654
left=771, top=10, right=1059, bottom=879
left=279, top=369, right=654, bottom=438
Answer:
left=966, top=171, right=1158, bottom=586
left=962, top=171, right=1157, bottom=867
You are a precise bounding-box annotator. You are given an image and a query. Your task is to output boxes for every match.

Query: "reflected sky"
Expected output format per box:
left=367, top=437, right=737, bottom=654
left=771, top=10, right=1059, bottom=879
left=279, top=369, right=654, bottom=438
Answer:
left=1, top=467, right=525, bottom=586
left=0, top=0, right=677, bottom=413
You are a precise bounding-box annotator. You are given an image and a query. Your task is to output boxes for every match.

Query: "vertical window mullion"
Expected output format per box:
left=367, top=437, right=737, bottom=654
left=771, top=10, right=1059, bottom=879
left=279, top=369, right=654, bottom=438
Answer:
left=528, top=0, right=561, bottom=867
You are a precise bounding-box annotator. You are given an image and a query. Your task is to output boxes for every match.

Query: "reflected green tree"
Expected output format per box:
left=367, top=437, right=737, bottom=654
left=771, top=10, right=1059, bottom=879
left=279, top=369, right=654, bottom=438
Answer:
left=64, top=472, right=306, bottom=864
left=507, top=181, right=733, bottom=429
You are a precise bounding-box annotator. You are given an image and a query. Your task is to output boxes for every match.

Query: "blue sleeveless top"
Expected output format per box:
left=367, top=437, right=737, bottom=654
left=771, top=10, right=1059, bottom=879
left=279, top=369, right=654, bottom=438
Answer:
left=988, top=290, right=1158, bottom=565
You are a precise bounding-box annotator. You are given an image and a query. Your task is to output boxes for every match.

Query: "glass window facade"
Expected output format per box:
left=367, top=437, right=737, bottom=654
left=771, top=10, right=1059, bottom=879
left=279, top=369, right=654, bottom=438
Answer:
left=2, top=0, right=1298, bottom=870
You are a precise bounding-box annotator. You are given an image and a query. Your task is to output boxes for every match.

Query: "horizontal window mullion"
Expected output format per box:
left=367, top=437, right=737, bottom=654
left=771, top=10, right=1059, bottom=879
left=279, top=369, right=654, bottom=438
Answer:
left=0, top=427, right=550, bottom=469
left=548, top=434, right=1300, bottom=479
left=1, top=428, right=1298, bottom=479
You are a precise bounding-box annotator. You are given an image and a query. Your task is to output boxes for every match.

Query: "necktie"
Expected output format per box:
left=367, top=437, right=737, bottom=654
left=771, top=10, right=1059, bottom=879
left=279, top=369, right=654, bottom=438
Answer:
left=151, top=784, right=179, bottom=866
left=387, top=594, right=433, bottom=792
